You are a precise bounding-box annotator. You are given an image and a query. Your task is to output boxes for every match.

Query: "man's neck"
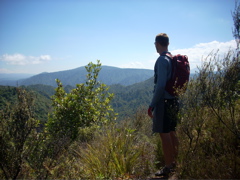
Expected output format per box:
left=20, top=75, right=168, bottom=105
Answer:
left=158, top=48, right=168, bottom=55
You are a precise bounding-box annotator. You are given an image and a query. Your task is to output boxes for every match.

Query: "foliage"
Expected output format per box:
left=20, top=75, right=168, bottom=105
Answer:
left=109, top=78, right=153, bottom=119
left=177, top=48, right=240, bottom=178
left=46, top=60, right=116, bottom=142
left=22, top=61, right=117, bottom=179
left=47, top=107, right=156, bottom=180
left=0, top=61, right=118, bottom=179
left=0, top=76, right=155, bottom=122
left=26, top=84, right=56, bottom=99
left=176, top=5, right=240, bottom=177
left=0, top=85, right=52, bottom=123
left=0, top=88, right=40, bottom=179
left=0, top=85, right=18, bottom=110
left=0, top=54, right=239, bottom=179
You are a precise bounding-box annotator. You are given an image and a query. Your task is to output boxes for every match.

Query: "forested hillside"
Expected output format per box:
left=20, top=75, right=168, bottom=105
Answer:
left=0, top=85, right=52, bottom=122
left=109, top=77, right=153, bottom=118
left=0, top=76, right=154, bottom=121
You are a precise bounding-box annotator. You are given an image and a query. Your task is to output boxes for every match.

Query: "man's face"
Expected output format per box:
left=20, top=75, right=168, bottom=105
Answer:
left=154, top=42, right=159, bottom=53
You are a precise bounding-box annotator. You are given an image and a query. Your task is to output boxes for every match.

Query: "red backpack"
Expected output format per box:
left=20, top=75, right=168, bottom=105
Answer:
left=164, top=53, right=190, bottom=96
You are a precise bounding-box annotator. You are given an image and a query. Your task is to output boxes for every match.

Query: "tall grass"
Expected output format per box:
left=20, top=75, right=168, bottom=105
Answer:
left=74, top=107, right=157, bottom=179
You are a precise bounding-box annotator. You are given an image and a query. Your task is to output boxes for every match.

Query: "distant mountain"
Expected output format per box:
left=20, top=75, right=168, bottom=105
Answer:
left=18, top=66, right=153, bottom=87
left=0, top=73, right=34, bottom=86
left=0, top=73, right=34, bottom=81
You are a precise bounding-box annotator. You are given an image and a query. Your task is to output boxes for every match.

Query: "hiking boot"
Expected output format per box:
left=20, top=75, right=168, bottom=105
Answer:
left=155, top=166, right=171, bottom=176
left=155, top=163, right=176, bottom=177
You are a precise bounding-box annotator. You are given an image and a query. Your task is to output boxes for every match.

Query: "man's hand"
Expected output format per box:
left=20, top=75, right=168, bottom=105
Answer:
left=148, top=106, right=154, bottom=118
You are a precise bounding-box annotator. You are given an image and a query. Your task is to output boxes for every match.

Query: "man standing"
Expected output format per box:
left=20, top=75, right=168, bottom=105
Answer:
left=148, top=33, right=179, bottom=177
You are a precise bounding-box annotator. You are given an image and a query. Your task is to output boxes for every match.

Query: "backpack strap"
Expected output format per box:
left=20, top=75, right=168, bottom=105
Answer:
left=161, top=52, right=173, bottom=59
left=165, top=53, right=173, bottom=61
left=161, top=52, right=175, bottom=80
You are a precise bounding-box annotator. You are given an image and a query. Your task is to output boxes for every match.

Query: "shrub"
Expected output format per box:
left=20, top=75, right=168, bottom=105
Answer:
left=46, top=60, right=116, bottom=142
left=177, top=49, right=240, bottom=179
left=0, top=88, right=40, bottom=179
left=26, top=60, right=117, bottom=179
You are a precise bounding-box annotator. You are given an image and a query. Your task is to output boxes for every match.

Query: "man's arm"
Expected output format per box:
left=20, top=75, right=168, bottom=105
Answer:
left=150, top=57, right=169, bottom=108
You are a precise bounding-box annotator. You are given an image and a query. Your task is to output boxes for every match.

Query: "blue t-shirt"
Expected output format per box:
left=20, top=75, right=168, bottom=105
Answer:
left=150, top=52, right=174, bottom=107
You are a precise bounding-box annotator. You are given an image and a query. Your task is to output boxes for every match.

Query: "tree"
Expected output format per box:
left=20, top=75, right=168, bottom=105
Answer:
left=22, top=60, right=117, bottom=179
left=0, top=88, right=39, bottom=179
left=46, top=60, right=116, bottom=141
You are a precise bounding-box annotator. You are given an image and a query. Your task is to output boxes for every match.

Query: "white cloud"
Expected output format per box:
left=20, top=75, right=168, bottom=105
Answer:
left=119, top=40, right=237, bottom=71
left=171, top=40, right=237, bottom=70
left=0, top=53, right=51, bottom=65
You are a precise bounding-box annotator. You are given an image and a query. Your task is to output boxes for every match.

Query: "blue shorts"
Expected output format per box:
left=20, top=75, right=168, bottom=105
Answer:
left=152, top=98, right=179, bottom=133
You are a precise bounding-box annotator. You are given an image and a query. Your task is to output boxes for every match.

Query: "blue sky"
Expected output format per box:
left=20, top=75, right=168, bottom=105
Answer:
left=0, top=0, right=237, bottom=74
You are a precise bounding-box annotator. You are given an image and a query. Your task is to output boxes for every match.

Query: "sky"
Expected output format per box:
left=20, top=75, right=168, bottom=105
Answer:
left=0, top=0, right=237, bottom=74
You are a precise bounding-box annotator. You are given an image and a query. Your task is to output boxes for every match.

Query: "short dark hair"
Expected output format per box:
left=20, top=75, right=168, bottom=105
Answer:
left=155, top=33, right=169, bottom=47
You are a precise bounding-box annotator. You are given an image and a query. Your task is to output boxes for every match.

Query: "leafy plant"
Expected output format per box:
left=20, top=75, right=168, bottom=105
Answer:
left=0, top=88, right=40, bottom=179
left=24, top=60, right=117, bottom=179
left=46, top=60, right=116, bottom=142
left=177, top=48, right=240, bottom=178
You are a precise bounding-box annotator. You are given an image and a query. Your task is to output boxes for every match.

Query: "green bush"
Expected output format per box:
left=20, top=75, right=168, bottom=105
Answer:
left=46, top=60, right=116, bottom=142
left=177, top=49, right=240, bottom=179
left=0, top=61, right=118, bottom=179
left=0, top=88, right=40, bottom=179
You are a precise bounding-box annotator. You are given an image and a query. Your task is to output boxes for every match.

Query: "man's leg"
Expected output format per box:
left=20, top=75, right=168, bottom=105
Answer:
left=159, top=133, right=175, bottom=167
left=170, top=131, right=179, bottom=162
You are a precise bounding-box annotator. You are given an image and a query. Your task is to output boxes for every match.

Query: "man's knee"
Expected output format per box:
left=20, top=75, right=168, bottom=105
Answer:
left=159, top=132, right=171, bottom=141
